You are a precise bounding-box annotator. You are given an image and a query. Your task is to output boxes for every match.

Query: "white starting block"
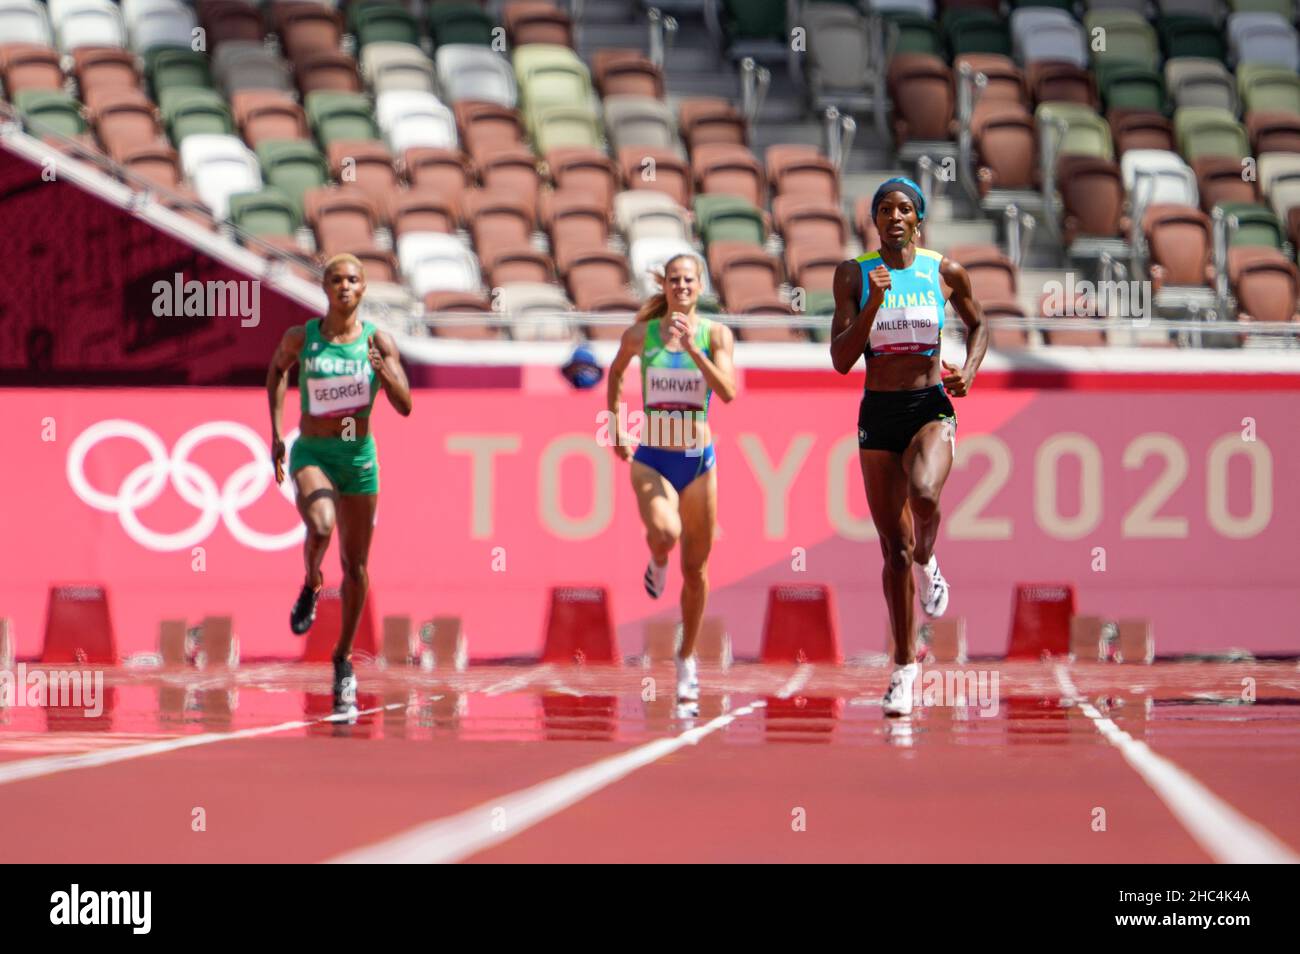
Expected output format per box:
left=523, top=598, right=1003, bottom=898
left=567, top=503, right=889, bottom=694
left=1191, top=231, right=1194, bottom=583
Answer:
left=421, top=616, right=467, bottom=671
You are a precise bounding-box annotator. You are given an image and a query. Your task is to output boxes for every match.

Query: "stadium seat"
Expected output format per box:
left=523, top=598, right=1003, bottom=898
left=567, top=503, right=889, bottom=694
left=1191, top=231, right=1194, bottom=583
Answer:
left=54, top=0, right=125, bottom=52
left=592, top=49, right=663, bottom=99
left=531, top=106, right=603, bottom=154
left=1035, top=102, right=1114, bottom=160
left=547, top=147, right=620, bottom=214
left=351, top=5, right=420, bottom=49
left=398, top=232, right=482, bottom=297
left=1237, top=64, right=1300, bottom=116
left=1247, top=111, right=1300, bottom=154
left=958, top=54, right=1030, bottom=112
left=494, top=283, right=573, bottom=340
left=199, top=0, right=262, bottom=47
left=1193, top=156, right=1259, bottom=211
left=1143, top=204, right=1213, bottom=286
left=881, top=12, right=943, bottom=57
left=1011, top=8, right=1088, bottom=68
left=804, top=4, right=874, bottom=101
left=692, top=142, right=766, bottom=206
left=306, top=90, right=380, bottom=148
left=72, top=46, right=140, bottom=96
left=477, top=145, right=542, bottom=209
left=0, top=43, right=62, bottom=97
left=14, top=88, right=85, bottom=137
left=1056, top=155, right=1127, bottom=243
left=363, top=42, right=437, bottom=95
left=273, top=2, right=342, bottom=62
left=437, top=45, right=518, bottom=106
left=887, top=54, right=955, bottom=144
left=402, top=145, right=473, bottom=195
left=766, top=145, right=840, bottom=202
left=146, top=47, right=212, bottom=98
left=455, top=100, right=526, bottom=159
left=423, top=291, right=501, bottom=340
left=1227, top=13, right=1299, bottom=71
left=119, top=140, right=181, bottom=187
left=1174, top=105, right=1249, bottom=161
left=1084, top=9, right=1161, bottom=71
left=694, top=193, right=766, bottom=247
left=427, top=3, right=496, bottom=48
left=772, top=195, right=848, bottom=250
left=482, top=244, right=555, bottom=287
left=1110, top=110, right=1176, bottom=154
left=295, top=50, right=363, bottom=96
left=375, top=89, right=457, bottom=154
left=229, top=187, right=301, bottom=237
left=179, top=133, right=261, bottom=219
left=389, top=188, right=459, bottom=237
left=234, top=91, right=310, bottom=147
left=615, top=190, right=692, bottom=245
left=213, top=42, right=293, bottom=97
left=1122, top=148, right=1199, bottom=205
left=973, top=103, right=1039, bottom=191
left=1100, top=65, right=1167, bottom=115
left=677, top=97, right=748, bottom=149
left=255, top=138, right=328, bottom=213
left=161, top=87, right=233, bottom=143
left=305, top=185, right=379, bottom=254
left=504, top=1, right=573, bottom=48
left=327, top=140, right=399, bottom=212
left=630, top=236, right=715, bottom=297
left=543, top=190, right=610, bottom=271
left=127, top=2, right=196, bottom=56
left=1219, top=201, right=1286, bottom=248
left=1165, top=57, right=1236, bottom=113
left=0, top=0, right=53, bottom=46
left=603, top=95, right=683, bottom=157
left=1227, top=247, right=1299, bottom=325
left=89, top=87, right=162, bottom=159
left=618, top=145, right=692, bottom=206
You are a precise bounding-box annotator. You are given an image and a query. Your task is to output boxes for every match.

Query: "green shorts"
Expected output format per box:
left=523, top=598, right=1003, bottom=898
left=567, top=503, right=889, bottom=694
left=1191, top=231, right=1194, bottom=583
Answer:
left=289, top=433, right=379, bottom=495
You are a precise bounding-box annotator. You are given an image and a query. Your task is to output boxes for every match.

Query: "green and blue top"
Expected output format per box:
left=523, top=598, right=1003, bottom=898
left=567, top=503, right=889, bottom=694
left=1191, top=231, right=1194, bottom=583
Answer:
left=855, top=247, right=946, bottom=359
left=641, top=314, right=713, bottom=422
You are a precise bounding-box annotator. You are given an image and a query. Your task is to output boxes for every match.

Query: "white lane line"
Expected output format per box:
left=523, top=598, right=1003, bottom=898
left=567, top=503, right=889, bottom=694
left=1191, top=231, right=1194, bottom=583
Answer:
left=1053, top=665, right=1300, bottom=864
left=0, top=704, right=403, bottom=788
left=327, top=700, right=767, bottom=864
left=483, top=665, right=553, bottom=696
left=775, top=664, right=814, bottom=699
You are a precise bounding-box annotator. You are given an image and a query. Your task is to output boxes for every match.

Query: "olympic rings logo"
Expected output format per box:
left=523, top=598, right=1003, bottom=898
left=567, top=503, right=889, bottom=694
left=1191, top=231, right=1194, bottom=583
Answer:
left=67, top=420, right=304, bottom=552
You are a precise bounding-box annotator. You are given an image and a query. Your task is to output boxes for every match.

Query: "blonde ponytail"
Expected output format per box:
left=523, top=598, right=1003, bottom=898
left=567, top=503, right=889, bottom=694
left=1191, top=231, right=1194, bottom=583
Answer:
left=638, top=252, right=703, bottom=322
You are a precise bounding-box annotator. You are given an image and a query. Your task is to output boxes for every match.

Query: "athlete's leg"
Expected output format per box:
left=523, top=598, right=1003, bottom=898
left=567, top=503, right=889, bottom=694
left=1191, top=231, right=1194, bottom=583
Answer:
left=332, top=493, right=377, bottom=662
left=631, top=459, right=681, bottom=564
left=293, top=466, right=335, bottom=588
left=860, top=449, right=916, bottom=665
left=901, top=420, right=956, bottom=567
left=676, top=465, right=717, bottom=659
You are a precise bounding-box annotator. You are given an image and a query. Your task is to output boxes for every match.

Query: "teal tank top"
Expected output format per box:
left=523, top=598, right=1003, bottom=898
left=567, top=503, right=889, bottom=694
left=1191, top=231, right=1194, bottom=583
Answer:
left=856, top=247, right=946, bottom=360
left=641, top=315, right=713, bottom=421
left=298, top=318, right=379, bottom=418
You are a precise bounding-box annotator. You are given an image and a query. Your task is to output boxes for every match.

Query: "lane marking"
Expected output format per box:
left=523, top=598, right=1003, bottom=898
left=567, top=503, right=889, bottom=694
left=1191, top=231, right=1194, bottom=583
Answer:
left=775, top=664, right=814, bottom=699
left=327, top=701, right=767, bottom=864
left=0, top=704, right=403, bottom=788
left=1053, top=665, right=1300, bottom=864
left=483, top=665, right=554, bottom=696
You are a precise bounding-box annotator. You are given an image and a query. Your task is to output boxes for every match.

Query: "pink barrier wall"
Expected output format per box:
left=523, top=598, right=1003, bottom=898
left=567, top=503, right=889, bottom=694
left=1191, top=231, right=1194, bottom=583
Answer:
left=2, top=384, right=1298, bottom=659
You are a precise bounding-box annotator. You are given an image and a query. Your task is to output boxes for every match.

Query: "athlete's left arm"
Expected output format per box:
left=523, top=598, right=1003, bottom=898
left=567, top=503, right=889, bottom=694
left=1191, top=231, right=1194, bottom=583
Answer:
left=369, top=330, right=413, bottom=416
left=939, top=257, right=988, bottom=399
left=685, top=321, right=738, bottom=403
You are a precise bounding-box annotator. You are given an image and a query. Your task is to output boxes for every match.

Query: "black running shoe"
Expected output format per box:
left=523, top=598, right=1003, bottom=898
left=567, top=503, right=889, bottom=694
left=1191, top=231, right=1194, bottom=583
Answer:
left=333, top=657, right=358, bottom=717
left=290, top=583, right=321, bottom=635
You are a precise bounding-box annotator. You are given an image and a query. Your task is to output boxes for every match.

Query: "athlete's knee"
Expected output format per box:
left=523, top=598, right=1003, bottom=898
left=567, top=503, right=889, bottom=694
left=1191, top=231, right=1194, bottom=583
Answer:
left=908, top=484, right=940, bottom=518
left=880, top=537, right=914, bottom=572
left=647, top=520, right=680, bottom=554
left=305, top=506, right=334, bottom=539
left=340, top=556, right=368, bottom=586
left=680, top=559, right=708, bottom=588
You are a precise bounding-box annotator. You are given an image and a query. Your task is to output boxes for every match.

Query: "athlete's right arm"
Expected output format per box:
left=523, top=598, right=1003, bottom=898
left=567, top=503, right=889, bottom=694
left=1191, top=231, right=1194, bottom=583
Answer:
left=267, top=325, right=305, bottom=483
left=605, top=323, right=644, bottom=462
left=829, top=260, right=885, bottom=375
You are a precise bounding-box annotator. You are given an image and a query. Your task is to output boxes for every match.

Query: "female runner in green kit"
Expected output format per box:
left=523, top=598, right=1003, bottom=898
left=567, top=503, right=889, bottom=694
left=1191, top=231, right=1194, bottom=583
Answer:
left=267, top=253, right=413, bottom=717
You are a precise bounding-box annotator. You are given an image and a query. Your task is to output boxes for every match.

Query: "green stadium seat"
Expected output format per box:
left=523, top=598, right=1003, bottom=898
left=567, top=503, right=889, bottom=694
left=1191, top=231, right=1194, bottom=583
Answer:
left=14, top=90, right=85, bottom=138
left=719, top=0, right=786, bottom=45
left=1175, top=106, right=1249, bottom=161
left=1011, top=0, right=1074, bottom=10
left=694, top=194, right=766, bottom=246
left=1100, top=64, right=1168, bottom=115
left=228, top=187, right=302, bottom=236
left=305, top=91, right=380, bottom=148
left=1036, top=102, right=1115, bottom=160
left=881, top=13, right=943, bottom=57
left=1226, top=0, right=1294, bottom=16
left=161, top=88, right=234, bottom=143
left=530, top=105, right=602, bottom=153
left=1085, top=10, right=1161, bottom=72
left=428, top=3, right=496, bottom=47
left=1237, top=64, right=1300, bottom=116
left=255, top=139, right=329, bottom=214
left=1157, top=16, right=1226, bottom=62
left=351, top=5, right=420, bottom=48
left=514, top=44, right=593, bottom=117
left=943, top=11, right=1012, bottom=59
left=146, top=47, right=214, bottom=98
left=1216, top=201, right=1286, bottom=248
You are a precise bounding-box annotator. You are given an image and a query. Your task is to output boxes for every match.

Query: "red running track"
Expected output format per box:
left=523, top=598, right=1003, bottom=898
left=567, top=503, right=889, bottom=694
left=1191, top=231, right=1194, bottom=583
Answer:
left=0, top=660, right=1296, bottom=863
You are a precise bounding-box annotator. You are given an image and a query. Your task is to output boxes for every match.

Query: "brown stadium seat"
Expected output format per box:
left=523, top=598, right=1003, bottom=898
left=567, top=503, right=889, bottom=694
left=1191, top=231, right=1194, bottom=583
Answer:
left=563, top=248, right=639, bottom=311
left=423, top=291, right=503, bottom=339
left=592, top=49, right=664, bottom=99
left=954, top=55, right=1028, bottom=111
left=388, top=188, right=459, bottom=237
left=256, top=235, right=315, bottom=280
left=1192, top=156, right=1259, bottom=214
left=0, top=44, right=62, bottom=95
left=946, top=244, right=1022, bottom=317
left=1027, top=61, right=1098, bottom=110
left=90, top=89, right=163, bottom=162
left=692, top=142, right=767, bottom=206
left=328, top=140, right=399, bottom=213
left=619, top=145, right=692, bottom=206
left=707, top=241, right=786, bottom=314
left=504, top=1, right=574, bottom=47
left=887, top=54, right=954, bottom=144
left=1110, top=110, right=1175, bottom=154
left=463, top=189, right=535, bottom=263
left=972, top=102, right=1038, bottom=193
left=545, top=147, right=620, bottom=215
left=305, top=186, right=379, bottom=255
left=199, top=0, right=265, bottom=47
left=120, top=141, right=182, bottom=189
left=455, top=101, right=527, bottom=160
left=476, top=146, right=543, bottom=212
left=1142, top=205, right=1213, bottom=287
left=234, top=92, right=309, bottom=146
left=766, top=145, right=839, bottom=202
left=1043, top=321, right=1107, bottom=346
left=542, top=190, right=610, bottom=273
left=72, top=48, right=142, bottom=98
left=773, top=195, right=847, bottom=251
left=1228, top=248, right=1300, bottom=326
left=1246, top=111, right=1300, bottom=155
left=402, top=146, right=473, bottom=197
left=678, top=98, right=747, bottom=149
left=785, top=243, right=842, bottom=296
left=1055, top=156, right=1127, bottom=244
left=295, top=50, right=361, bottom=96
left=981, top=300, right=1031, bottom=351
left=273, top=2, right=344, bottom=61
left=736, top=303, right=803, bottom=341
left=344, top=246, right=399, bottom=283
left=483, top=246, right=555, bottom=286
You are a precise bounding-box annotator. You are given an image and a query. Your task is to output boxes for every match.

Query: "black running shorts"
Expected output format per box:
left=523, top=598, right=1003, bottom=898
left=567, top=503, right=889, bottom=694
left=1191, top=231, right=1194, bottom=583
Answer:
left=857, top=383, right=957, bottom=454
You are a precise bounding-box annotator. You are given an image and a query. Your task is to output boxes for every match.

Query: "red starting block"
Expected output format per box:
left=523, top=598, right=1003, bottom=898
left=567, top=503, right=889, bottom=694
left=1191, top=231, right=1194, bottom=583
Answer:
left=41, top=583, right=117, bottom=664
left=542, top=585, right=620, bottom=664
left=760, top=583, right=842, bottom=664
left=302, top=587, right=378, bottom=662
left=1007, top=583, right=1076, bottom=659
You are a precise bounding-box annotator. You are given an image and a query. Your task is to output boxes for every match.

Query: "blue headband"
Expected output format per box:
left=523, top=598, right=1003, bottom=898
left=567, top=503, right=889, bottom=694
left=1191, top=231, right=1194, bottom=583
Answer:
left=871, top=177, right=926, bottom=221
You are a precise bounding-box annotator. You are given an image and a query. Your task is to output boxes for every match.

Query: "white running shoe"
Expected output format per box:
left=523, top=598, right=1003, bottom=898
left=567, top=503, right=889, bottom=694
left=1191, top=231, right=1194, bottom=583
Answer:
left=882, top=662, right=919, bottom=717
left=644, top=557, right=668, bottom=599
left=917, top=554, right=949, bottom=619
left=675, top=653, right=700, bottom=702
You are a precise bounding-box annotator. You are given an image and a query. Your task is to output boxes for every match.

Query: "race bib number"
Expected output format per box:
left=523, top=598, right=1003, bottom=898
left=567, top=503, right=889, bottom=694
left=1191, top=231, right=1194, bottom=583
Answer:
left=308, top=372, right=371, bottom=416
left=870, top=304, right=940, bottom=354
left=645, top=366, right=707, bottom=409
